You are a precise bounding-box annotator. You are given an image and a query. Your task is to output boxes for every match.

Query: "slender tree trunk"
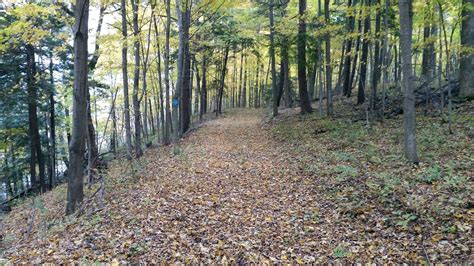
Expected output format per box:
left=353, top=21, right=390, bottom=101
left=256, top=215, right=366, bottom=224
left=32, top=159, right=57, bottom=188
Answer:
left=325, top=0, right=333, bottom=115
left=162, top=0, right=171, bottom=144
left=238, top=45, right=244, bottom=108
left=121, top=0, right=133, bottom=159
left=283, top=49, right=292, bottom=108
left=110, top=89, right=117, bottom=154
left=141, top=22, right=152, bottom=145
left=348, top=8, right=363, bottom=97
left=131, top=0, right=142, bottom=157
left=270, top=0, right=278, bottom=116
left=48, top=57, right=56, bottom=190
left=200, top=56, right=207, bottom=118
left=399, top=0, right=419, bottom=163
left=357, top=0, right=370, bottom=105
left=218, top=46, right=230, bottom=114
left=254, top=57, right=260, bottom=108
left=86, top=91, right=98, bottom=166
left=381, top=0, right=389, bottom=120
left=194, top=60, right=201, bottom=113
left=277, top=56, right=284, bottom=107
left=342, top=0, right=355, bottom=97
left=66, top=0, right=89, bottom=215
left=371, top=0, right=382, bottom=111
left=334, top=42, right=346, bottom=95
left=242, top=53, right=248, bottom=108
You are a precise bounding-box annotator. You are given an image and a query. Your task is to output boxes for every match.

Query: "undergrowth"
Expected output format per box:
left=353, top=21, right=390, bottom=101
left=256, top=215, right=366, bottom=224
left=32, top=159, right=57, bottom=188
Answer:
left=272, top=103, right=473, bottom=241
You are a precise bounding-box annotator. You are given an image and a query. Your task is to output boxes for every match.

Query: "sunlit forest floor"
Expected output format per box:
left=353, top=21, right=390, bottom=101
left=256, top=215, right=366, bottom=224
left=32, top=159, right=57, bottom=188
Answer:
left=0, top=102, right=472, bottom=263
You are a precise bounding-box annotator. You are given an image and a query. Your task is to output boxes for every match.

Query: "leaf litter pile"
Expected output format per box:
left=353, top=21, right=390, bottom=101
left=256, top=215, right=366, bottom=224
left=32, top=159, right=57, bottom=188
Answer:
left=1, top=107, right=472, bottom=263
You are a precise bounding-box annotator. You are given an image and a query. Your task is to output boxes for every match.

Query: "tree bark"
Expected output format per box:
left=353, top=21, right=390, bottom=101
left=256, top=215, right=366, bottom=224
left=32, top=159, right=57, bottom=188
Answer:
left=163, top=1, right=171, bottom=144
left=26, top=44, right=46, bottom=193
left=238, top=44, right=244, bottom=108
left=175, top=0, right=192, bottom=135
left=357, top=0, right=370, bottom=105
left=121, top=0, right=133, bottom=159
left=269, top=0, right=278, bottom=116
left=66, top=0, right=89, bottom=215
left=399, top=0, right=419, bottom=163
left=48, top=57, right=56, bottom=190
left=342, top=0, right=356, bottom=96
left=325, top=0, right=333, bottom=115
left=371, top=0, right=382, bottom=111
left=217, top=46, right=230, bottom=114
left=200, top=56, right=208, bottom=118
left=283, top=47, right=292, bottom=108
left=298, top=0, right=313, bottom=114
left=242, top=53, right=248, bottom=108
left=460, top=0, right=474, bottom=99
left=131, top=0, right=143, bottom=158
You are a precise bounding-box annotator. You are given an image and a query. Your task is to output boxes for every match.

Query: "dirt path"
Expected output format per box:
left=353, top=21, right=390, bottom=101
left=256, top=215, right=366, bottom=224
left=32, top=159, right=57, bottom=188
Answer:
left=124, top=110, right=354, bottom=263
left=2, top=110, right=455, bottom=263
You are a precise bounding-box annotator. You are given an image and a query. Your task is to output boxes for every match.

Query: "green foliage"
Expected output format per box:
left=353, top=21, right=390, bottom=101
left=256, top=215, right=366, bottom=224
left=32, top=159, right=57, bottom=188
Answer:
left=395, top=213, right=418, bottom=229
left=334, top=165, right=358, bottom=182
left=422, top=165, right=442, bottom=184
left=333, top=246, right=349, bottom=258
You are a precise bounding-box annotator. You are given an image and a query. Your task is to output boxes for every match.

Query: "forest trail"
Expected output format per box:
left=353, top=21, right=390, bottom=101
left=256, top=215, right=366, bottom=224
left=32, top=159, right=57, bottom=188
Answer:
left=3, top=109, right=470, bottom=263
left=131, top=109, right=334, bottom=261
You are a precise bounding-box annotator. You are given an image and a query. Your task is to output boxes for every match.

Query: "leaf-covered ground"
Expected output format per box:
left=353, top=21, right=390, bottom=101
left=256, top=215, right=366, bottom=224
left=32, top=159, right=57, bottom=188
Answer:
left=0, top=106, right=472, bottom=263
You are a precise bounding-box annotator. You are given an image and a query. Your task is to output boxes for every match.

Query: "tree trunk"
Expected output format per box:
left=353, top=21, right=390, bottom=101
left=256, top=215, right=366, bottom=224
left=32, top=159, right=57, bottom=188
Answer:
left=131, top=0, right=143, bottom=158
left=161, top=1, right=171, bottom=144
left=357, top=0, right=370, bottom=105
left=254, top=57, right=260, bottom=108
left=298, top=0, right=313, bottom=114
left=26, top=44, right=46, bottom=193
left=238, top=45, right=244, bottom=108
left=86, top=91, right=98, bottom=165
left=342, top=0, right=356, bottom=97
left=218, top=46, right=230, bottom=114
left=371, top=0, right=382, bottom=111
left=200, top=56, right=207, bottom=118
left=66, top=0, right=89, bottom=215
left=325, top=0, right=333, bottom=115
left=399, top=0, right=419, bottom=163
left=242, top=53, right=248, bottom=108
left=283, top=49, right=292, bottom=108
left=175, top=0, right=191, bottom=135
left=348, top=8, right=363, bottom=97
left=48, top=57, right=56, bottom=190
left=121, top=0, right=133, bottom=159
left=460, top=0, right=474, bottom=99
left=269, top=0, right=278, bottom=116
left=110, top=89, right=117, bottom=154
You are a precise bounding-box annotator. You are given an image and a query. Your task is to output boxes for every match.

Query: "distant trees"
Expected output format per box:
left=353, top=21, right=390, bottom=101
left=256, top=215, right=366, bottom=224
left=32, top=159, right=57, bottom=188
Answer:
left=1, top=0, right=472, bottom=209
